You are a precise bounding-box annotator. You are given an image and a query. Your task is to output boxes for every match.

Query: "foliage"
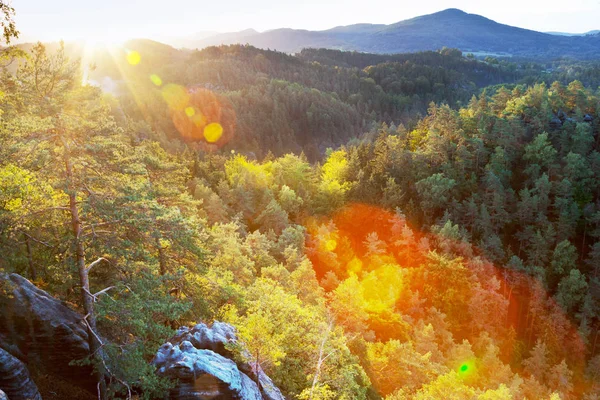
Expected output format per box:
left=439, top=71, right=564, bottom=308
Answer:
left=2, top=39, right=600, bottom=400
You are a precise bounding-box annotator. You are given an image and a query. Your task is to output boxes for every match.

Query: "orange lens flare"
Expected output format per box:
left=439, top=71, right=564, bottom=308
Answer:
left=306, top=202, right=587, bottom=382
left=159, top=85, right=235, bottom=148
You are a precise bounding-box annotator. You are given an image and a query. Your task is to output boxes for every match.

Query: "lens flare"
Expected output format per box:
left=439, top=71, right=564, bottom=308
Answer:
left=306, top=202, right=587, bottom=374
left=326, top=239, right=337, bottom=251
left=161, top=84, right=189, bottom=111
left=156, top=84, right=236, bottom=147
left=127, top=50, right=141, bottom=65
left=150, top=74, right=162, bottom=86
left=347, top=257, right=363, bottom=275
left=203, top=122, right=223, bottom=143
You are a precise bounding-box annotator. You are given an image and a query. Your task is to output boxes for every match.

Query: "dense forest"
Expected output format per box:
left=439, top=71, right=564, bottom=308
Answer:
left=1, top=6, right=600, bottom=400
left=81, top=41, right=600, bottom=160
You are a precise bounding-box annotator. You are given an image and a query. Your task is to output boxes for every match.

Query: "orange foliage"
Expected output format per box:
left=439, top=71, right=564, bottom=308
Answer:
left=307, top=203, right=587, bottom=387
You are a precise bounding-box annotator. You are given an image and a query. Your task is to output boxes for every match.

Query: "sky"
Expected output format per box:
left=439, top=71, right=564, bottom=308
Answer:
left=13, top=0, right=600, bottom=42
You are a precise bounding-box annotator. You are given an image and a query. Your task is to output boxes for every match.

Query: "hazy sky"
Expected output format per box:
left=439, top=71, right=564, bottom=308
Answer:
left=13, top=0, right=600, bottom=42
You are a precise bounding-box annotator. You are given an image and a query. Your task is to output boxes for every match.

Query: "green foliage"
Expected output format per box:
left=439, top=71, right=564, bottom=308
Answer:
left=2, top=36, right=600, bottom=400
left=0, top=1, right=18, bottom=44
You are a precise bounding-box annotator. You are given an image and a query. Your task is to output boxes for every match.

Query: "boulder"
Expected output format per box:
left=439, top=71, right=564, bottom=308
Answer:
left=171, top=322, right=237, bottom=359
left=153, top=322, right=285, bottom=400
left=155, top=341, right=262, bottom=400
left=584, top=114, right=593, bottom=122
left=0, top=273, right=95, bottom=392
left=0, top=348, right=41, bottom=400
left=550, top=116, right=562, bottom=129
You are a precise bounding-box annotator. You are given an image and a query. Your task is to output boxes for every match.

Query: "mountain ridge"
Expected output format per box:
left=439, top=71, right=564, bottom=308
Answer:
left=173, top=8, right=600, bottom=59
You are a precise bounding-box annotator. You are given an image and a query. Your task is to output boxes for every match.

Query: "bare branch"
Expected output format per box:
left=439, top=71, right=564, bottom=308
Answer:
left=81, top=230, right=112, bottom=238
left=82, top=220, right=122, bottom=231
left=86, top=257, right=108, bottom=273
left=83, top=313, right=104, bottom=346
left=82, top=286, right=115, bottom=303
left=20, top=231, right=53, bottom=247
left=94, top=286, right=115, bottom=298
left=85, top=315, right=132, bottom=400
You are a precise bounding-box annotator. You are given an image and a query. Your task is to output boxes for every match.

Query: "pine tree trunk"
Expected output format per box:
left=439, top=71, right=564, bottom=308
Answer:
left=157, top=237, right=167, bottom=276
left=25, top=235, right=36, bottom=281
left=255, top=350, right=261, bottom=392
left=62, top=137, right=107, bottom=400
left=581, top=223, right=587, bottom=262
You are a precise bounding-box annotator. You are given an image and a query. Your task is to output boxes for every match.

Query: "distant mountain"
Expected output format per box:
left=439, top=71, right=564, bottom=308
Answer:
left=158, top=31, right=219, bottom=48
left=546, top=30, right=600, bottom=36
left=185, top=9, right=600, bottom=59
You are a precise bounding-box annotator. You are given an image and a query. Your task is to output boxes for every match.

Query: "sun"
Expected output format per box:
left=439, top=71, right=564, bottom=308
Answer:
left=82, top=34, right=124, bottom=49
left=80, top=36, right=124, bottom=85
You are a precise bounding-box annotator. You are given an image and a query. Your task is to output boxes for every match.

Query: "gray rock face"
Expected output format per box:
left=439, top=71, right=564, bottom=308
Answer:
left=153, top=322, right=285, bottom=400
left=0, top=348, right=41, bottom=400
left=0, top=273, right=95, bottom=391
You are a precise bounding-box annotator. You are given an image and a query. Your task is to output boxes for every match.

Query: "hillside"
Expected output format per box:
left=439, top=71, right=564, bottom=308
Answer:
left=2, top=40, right=600, bottom=399
left=80, top=43, right=540, bottom=159
left=184, top=9, right=600, bottom=59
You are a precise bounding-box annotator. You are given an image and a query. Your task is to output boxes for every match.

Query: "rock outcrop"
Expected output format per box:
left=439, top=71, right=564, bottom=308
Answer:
left=0, top=274, right=286, bottom=399
left=0, top=273, right=95, bottom=392
left=0, top=347, right=42, bottom=400
left=153, top=322, right=285, bottom=400
left=550, top=116, right=562, bottom=129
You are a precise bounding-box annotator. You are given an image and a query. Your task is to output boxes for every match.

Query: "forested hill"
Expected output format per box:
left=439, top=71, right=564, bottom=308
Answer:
left=2, top=40, right=600, bottom=399
left=180, top=9, right=600, bottom=59
left=59, top=41, right=597, bottom=160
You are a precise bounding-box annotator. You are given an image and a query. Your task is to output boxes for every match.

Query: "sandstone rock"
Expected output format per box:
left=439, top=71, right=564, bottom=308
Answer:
left=0, top=347, right=42, bottom=400
left=153, top=322, right=285, bottom=400
left=0, top=273, right=95, bottom=392
left=155, top=341, right=262, bottom=400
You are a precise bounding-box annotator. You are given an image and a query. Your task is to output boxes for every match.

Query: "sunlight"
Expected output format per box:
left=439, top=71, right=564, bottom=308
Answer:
left=161, top=84, right=189, bottom=111
left=81, top=37, right=123, bottom=85
left=126, top=50, right=141, bottom=65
